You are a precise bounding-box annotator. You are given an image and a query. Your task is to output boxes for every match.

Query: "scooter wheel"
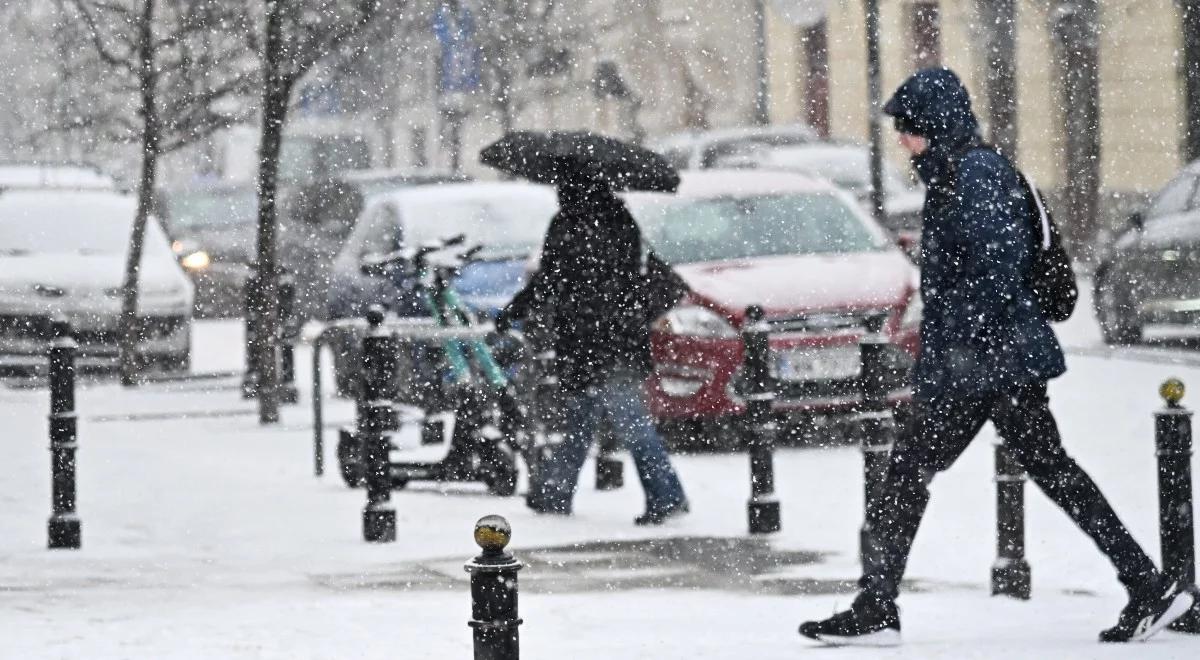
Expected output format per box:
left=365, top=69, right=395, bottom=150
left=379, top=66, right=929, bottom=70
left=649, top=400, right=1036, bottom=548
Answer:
left=336, top=433, right=365, bottom=489
left=484, top=469, right=518, bottom=497
left=482, top=451, right=518, bottom=497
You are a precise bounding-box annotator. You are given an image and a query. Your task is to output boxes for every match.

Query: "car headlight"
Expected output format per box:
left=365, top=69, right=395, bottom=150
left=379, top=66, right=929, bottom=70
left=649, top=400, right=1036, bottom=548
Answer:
left=181, top=251, right=211, bottom=271
left=652, top=304, right=738, bottom=338
left=900, top=290, right=923, bottom=328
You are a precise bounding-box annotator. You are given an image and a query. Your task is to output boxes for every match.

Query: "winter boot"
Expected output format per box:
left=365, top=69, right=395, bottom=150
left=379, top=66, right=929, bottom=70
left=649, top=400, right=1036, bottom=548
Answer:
left=798, top=593, right=901, bottom=647
left=1099, top=574, right=1195, bottom=643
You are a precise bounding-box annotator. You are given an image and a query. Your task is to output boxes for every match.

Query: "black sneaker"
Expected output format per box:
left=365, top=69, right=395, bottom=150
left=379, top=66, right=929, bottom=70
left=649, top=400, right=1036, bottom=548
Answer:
left=799, top=594, right=901, bottom=647
left=634, top=501, right=689, bottom=526
left=1099, top=574, right=1195, bottom=642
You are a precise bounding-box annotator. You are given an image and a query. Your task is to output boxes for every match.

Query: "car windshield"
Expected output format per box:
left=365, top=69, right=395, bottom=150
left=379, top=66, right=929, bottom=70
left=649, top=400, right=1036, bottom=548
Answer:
left=163, top=188, right=257, bottom=231
left=631, top=192, right=886, bottom=264
left=404, top=193, right=557, bottom=261
left=0, top=192, right=165, bottom=256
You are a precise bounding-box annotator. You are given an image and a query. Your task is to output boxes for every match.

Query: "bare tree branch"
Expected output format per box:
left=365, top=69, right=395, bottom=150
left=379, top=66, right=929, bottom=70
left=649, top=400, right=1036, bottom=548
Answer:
left=63, top=0, right=138, bottom=74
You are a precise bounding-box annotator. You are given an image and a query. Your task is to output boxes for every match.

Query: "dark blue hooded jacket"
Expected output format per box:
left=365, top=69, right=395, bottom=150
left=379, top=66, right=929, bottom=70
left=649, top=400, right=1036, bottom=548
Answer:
left=884, top=68, right=1065, bottom=399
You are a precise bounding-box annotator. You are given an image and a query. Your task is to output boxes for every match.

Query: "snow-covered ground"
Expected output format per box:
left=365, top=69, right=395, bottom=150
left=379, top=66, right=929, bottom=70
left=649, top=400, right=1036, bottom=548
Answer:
left=2, top=289, right=1200, bottom=658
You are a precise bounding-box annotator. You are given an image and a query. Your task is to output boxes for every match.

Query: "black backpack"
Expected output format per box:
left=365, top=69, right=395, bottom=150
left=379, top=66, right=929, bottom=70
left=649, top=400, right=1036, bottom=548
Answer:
left=1014, top=171, right=1078, bottom=322
left=952, top=147, right=1079, bottom=323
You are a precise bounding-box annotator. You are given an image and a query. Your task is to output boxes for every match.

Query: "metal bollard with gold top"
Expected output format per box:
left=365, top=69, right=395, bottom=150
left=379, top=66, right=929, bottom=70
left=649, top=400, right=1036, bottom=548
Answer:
left=1155, top=379, right=1200, bottom=633
left=465, top=515, right=523, bottom=659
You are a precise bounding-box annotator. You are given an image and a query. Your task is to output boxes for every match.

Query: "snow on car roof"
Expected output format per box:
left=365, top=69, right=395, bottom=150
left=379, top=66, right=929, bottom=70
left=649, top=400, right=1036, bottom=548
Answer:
left=0, top=190, right=156, bottom=255
left=365, top=180, right=556, bottom=208
left=648, top=123, right=818, bottom=151
left=0, top=189, right=135, bottom=219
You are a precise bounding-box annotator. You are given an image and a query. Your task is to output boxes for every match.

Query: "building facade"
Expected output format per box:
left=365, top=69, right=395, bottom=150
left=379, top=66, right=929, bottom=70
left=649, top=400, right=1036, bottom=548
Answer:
left=766, top=0, right=1185, bottom=195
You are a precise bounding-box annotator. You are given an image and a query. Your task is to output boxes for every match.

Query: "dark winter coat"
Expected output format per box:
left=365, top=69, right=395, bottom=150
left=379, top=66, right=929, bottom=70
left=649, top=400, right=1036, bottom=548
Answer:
left=884, top=68, right=1066, bottom=399
left=502, top=183, right=654, bottom=392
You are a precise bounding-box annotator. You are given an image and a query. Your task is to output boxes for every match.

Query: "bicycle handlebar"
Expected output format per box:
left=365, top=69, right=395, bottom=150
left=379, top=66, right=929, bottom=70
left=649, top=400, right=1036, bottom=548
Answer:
left=360, top=233, right=471, bottom=275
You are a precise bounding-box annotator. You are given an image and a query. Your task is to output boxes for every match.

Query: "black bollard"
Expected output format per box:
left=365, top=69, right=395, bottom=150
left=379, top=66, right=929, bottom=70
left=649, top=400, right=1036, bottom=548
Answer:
left=1155, top=378, right=1200, bottom=633
left=360, top=306, right=396, bottom=543
left=241, top=267, right=261, bottom=399
left=465, top=515, right=523, bottom=660
left=858, top=320, right=896, bottom=565
left=47, top=318, right=81, bottom=550
left=277, top=273, right=299, bottom=405
left=595, top=420, right=624, bottom=491
left=743, top=305, right=781, bottom=535
left=991, top=442, right=1032, bottom=599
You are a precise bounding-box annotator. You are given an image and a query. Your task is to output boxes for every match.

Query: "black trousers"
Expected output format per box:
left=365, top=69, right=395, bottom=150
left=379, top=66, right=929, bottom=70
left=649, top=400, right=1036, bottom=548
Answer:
left=860, top=382, right=1156, bottom=601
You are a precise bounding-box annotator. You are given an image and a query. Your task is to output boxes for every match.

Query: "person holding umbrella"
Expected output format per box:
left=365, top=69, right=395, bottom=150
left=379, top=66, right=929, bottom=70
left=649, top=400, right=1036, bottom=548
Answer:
left=484, top=131, right=690, bottom=525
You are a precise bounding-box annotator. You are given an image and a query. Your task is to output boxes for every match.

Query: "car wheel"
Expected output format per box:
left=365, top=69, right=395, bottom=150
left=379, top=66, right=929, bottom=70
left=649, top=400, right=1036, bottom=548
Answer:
left=336, top=429, right=365, bottom=488
left=481, top=449, right=518, bottom=497
left=1094, top=272, right=1142, bottom=345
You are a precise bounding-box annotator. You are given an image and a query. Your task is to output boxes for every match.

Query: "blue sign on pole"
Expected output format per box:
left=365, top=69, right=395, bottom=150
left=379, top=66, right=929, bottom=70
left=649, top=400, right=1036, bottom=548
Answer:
left=433, top=2, right=481, bottom=95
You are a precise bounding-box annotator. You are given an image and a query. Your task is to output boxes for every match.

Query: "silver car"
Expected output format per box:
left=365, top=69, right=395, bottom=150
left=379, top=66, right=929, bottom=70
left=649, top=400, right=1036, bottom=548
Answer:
left=0, top=190, right=194, bottom=373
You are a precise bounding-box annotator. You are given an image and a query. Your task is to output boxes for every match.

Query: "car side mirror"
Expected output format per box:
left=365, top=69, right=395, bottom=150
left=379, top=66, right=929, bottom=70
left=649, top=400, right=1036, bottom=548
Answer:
left=1129, top=211, right=1145, bottom=232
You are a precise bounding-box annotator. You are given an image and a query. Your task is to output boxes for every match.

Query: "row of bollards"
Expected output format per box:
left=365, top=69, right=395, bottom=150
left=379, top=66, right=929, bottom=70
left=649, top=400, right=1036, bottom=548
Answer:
left=453, top=380, right=1200, bottom=660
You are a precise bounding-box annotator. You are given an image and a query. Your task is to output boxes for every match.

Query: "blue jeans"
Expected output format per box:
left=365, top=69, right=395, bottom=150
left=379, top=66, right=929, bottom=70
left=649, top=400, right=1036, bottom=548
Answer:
left=528, top=370, right=687, bottom=514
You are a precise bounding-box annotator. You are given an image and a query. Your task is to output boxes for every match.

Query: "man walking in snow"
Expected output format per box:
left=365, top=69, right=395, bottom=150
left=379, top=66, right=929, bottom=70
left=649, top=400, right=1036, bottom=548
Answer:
left=799, top=67, right=1195, bottom=646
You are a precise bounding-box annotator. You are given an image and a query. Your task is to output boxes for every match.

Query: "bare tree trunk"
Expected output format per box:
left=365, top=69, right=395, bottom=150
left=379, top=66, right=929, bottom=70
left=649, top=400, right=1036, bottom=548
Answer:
left=119, top=0, right=160, bottom=386
left=1180, top=0, right=1200, bottom=161
left=753, top=0, right=769, bottom=126
left=1051, top=0, right=1102, bottom=252
left=801, top=19, right=830, bottom=139
left=979, top=0, right=1019, bottom=158
left=864, top=0, right=886, bottom=225
left=252, top=3, right=289, bottom=425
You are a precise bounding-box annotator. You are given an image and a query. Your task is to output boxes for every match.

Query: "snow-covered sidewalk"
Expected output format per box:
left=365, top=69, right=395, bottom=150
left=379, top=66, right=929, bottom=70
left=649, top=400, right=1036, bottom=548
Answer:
left=1, top=318, right=1199, bottom=658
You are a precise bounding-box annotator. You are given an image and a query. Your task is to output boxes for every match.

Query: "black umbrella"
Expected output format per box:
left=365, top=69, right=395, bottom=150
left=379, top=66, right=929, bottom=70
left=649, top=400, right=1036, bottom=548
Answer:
left=480, top=130, right=680, bottom=193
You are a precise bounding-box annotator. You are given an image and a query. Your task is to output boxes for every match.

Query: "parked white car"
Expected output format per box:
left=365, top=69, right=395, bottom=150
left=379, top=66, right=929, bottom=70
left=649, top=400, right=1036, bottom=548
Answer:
left=0, top=190, right=194, bottom=372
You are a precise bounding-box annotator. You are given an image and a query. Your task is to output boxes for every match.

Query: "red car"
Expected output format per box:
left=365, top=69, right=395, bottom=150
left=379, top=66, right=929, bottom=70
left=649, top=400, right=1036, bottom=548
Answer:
left=625, top=170, right=921, bottom=445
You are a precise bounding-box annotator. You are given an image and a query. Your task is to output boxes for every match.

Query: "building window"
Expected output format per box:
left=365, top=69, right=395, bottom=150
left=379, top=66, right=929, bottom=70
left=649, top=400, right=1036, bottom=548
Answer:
left=910, top=2, right=941, bottom=70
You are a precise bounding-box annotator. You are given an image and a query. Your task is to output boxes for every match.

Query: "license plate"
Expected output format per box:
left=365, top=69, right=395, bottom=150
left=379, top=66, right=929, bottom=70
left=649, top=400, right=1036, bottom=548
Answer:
left=773, top=346, right=861, bottom=382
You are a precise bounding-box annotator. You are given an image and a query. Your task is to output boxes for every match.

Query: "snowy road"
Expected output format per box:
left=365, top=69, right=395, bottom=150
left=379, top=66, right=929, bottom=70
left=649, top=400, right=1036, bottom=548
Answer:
left=2, top=295, right=1200, bottom=658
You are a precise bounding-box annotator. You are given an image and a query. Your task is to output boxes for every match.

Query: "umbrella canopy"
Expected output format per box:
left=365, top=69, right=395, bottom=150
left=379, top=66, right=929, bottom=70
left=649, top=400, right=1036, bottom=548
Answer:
left=480, top=131, right=680, bottom=193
